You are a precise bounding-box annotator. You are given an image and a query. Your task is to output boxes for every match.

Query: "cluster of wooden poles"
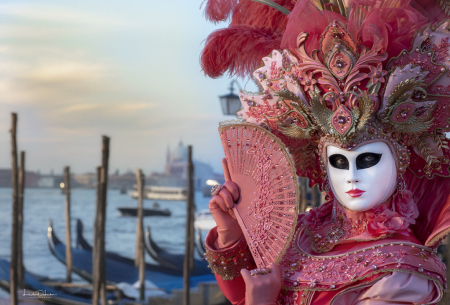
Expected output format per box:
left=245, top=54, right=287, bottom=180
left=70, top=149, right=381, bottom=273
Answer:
left=8, top=112, right=197, bottom=305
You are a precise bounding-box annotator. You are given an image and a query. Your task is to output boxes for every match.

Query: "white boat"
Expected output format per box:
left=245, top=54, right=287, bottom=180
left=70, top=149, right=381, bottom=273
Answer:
left=129, top=185, right=187, bottom=201
left=194, top=209, right=216, bottom=231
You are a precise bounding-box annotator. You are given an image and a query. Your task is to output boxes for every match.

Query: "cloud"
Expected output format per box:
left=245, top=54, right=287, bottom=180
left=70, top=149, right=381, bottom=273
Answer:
left=0, top=4, right=141, bottom=27
left=52, top=101, right=159, bottom=131
left=0, top=0, right=233, bottom=174
left=0, top=70, right=109, bottom=107
left=112, top=102, right=156, bottom=112
left=0, top=41, right=162, bottom=141
left=24, top=62, right=105, bottom=84
left=0, top=25, right=77, bottom=39
left=0, top=44, right=115, bottom=103
left=0, top=4, right=144, bottom=40
left=59, top=104, right=102, bottom=114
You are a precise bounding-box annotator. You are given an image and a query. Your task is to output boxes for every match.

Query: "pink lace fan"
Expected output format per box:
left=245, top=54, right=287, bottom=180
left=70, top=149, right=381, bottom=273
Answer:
left=219, top=123, right=299, bottom=268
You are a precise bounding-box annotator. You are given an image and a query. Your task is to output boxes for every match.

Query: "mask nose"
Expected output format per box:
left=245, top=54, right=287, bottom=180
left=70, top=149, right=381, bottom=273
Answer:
left=346, top=164, right=360, bottom=184
left=346, top=178, right=360, bottom=184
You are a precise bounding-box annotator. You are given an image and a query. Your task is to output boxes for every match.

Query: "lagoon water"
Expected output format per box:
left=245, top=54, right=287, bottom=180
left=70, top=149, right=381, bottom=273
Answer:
left=0, top=187, right=212, bottom=297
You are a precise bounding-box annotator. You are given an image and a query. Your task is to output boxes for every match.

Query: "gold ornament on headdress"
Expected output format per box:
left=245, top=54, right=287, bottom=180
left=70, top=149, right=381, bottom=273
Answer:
left=237, top=17, right=450, bottom=181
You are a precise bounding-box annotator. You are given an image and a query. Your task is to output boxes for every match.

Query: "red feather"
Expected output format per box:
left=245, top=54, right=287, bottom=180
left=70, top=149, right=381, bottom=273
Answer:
left=203, top=0, right=239, bottom=23
left=201, top=25, right=283, bottom=78
left=201, top=0, right=294, bottom=78
left=230, top=0, right=294, bottom=32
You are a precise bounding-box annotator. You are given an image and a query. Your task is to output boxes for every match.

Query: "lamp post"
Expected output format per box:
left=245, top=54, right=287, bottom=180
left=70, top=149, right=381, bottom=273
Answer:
left=219, top=80, right=242, bottom=115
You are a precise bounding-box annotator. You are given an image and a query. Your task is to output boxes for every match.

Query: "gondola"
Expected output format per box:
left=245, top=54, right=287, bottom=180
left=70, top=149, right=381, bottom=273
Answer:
left=144, top=226, right=210, bottom=274
left=117, top=207, right=171, bottom=217
left=0, top=258, right=91, bottom=305
left=76, top=219, right=210, bottom=276
left=195, top=228, right=207, bottom=258
left=48, top=220, right=215, bottom=293
left=72, top=219, right=179, bottom=276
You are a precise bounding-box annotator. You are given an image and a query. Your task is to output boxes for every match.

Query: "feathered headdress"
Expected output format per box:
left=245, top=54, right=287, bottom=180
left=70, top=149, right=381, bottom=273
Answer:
left=201, top=0, right=450, bottom=245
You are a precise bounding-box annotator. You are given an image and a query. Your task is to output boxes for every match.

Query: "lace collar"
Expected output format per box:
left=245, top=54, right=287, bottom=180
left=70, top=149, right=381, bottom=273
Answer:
left=304, top=190, right=419, bottom=253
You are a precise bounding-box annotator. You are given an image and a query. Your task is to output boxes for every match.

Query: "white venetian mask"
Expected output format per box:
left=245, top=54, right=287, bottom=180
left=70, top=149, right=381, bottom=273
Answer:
left=326, top=142, right=397, bottom=212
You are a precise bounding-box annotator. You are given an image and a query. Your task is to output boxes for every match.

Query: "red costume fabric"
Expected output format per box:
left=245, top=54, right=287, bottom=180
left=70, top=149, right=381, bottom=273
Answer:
left=205, top=195, right=447, bottom=304
left=201, top=0, right=450, bottom=303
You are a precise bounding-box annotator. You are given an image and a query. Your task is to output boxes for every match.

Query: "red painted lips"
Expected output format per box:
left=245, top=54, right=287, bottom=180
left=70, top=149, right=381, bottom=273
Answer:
left=345, top=189, right=366, bottom=197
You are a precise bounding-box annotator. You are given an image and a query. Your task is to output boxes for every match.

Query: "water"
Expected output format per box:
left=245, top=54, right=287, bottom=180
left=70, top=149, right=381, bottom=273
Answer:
left=0, top=188, right=211, bottom=297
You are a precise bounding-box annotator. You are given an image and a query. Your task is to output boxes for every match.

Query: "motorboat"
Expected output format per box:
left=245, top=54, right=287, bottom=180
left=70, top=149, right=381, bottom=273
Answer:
left=117, top=202, right=171, bottom=217
left=194, top=210, right=216, bottom=232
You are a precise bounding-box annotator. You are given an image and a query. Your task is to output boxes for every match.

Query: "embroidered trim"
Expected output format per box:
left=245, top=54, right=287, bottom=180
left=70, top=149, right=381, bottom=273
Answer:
left=329, top=269, right=444, bottom=304
left=426, top=226, right=450, bottom=248
left=304, top=224, right=392, bottom=253
left=294, top=225, right=437, bottom=260
left=277, top=225, right=445, bottom=294
left=282, top=267, right=445, bottom=295
left=279, top=289, right=313, bottom=305
left=438, top=0, right=450, bottom=17
left=407, top=162, right=450, bottom=180
left=301, top=192, right=420, bottom=254
left=204, top=238, right=254, bottom=280
left=329, top=277, right=384, bottom=305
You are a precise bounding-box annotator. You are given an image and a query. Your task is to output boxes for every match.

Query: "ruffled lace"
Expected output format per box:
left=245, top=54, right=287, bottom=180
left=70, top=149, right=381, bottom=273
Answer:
left=304, top=190, right=419, bottom=252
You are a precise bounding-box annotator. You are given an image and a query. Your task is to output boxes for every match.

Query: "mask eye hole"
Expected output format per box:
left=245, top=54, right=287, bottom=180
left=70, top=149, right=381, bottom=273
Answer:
left=329, top=154, right=349, bottom=170
left=356, top=153, right=382, bottom=169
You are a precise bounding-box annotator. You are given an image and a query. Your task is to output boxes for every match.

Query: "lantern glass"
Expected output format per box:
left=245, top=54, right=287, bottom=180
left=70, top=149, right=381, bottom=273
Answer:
left=219, top=93, right=241, bottom=115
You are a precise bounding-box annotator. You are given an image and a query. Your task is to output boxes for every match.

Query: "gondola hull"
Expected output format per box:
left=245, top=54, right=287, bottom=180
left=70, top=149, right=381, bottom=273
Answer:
left=144, top=226, right=210, bottom=274
left=0, top=259, right=91, bottom=305
left=76, top=220, right=211, bottom=276
left=49, top=223, right=215, bottom=293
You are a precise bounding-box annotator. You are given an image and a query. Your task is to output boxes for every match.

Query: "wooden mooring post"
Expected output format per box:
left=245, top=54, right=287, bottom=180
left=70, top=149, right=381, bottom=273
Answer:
left=64, top=166, right=72, bottom=283
left=135, top=169, right=145, bottom=301
left=311, top=185, right=321, bottom=208
left=298, top=177, right=307, bottom=212
left=10, top=113, right=19, bottom=305
left=18, top=151, right=25, bottom=289
left=183, top=146, right=194, bottom=305
left=93, top=166, right=101, bottom=305
left=93, top=136, right=110, bottom=305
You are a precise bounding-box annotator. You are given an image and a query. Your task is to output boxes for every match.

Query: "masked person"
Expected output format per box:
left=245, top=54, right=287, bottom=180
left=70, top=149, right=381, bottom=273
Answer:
left=201, top=0, right=450, bottom=304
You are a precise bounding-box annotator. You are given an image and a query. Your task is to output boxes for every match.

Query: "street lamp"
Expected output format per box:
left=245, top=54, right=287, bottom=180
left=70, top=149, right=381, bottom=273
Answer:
left=219, top=80, right=242, bottom=115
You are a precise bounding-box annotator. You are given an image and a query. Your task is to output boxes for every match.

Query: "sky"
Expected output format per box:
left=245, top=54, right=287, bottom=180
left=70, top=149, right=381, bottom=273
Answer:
left=0, top=0, right=258, bottom=175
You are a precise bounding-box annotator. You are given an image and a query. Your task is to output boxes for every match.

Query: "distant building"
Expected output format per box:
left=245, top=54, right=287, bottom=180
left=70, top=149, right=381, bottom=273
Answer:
left=146, top=141, right=222, bottom=189
left=72, top=173, right=97, bottom=188
left=0, top=168, right=44, bottom=188
left=37, top=173, right=64, bottom=188
left=108, top=171, right=136, bottom=190
left=0, top=169, right=11, bottom=187
left=0, top=141, right=222, bottom=190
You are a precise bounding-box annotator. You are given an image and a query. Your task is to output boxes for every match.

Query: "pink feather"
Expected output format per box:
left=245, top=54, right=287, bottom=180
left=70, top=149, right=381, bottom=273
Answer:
left=201, top=25, right=283, bottom=78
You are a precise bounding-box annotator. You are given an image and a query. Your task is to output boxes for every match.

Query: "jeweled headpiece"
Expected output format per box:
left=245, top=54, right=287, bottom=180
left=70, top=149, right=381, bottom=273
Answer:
left=201, top=0, right=450, bottom=190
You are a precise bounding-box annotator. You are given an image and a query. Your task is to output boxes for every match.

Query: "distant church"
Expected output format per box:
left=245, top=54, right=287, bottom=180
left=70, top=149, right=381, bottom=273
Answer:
left=147, top=141, right=222, bottom=189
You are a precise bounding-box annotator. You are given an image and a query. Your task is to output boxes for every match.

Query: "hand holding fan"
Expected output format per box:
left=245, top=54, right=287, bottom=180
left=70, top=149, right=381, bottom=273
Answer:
left=219, top=123, right=299, bottom=268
